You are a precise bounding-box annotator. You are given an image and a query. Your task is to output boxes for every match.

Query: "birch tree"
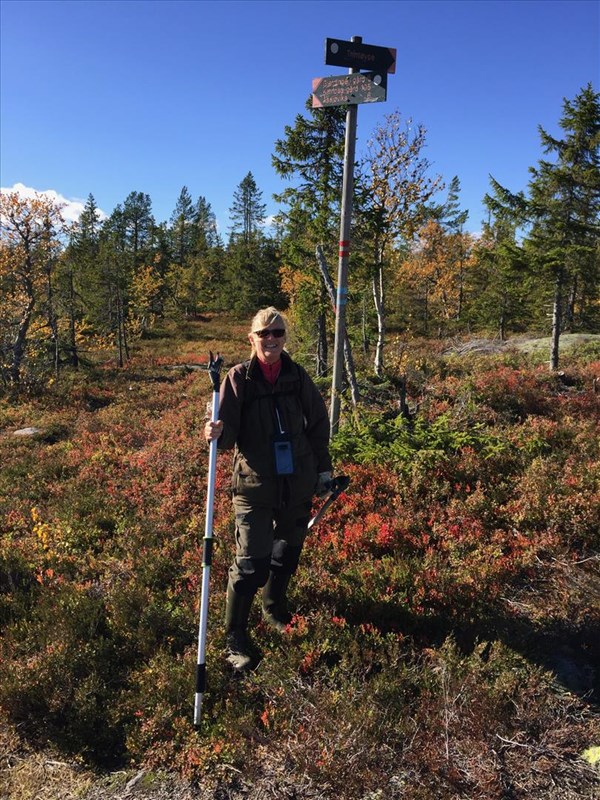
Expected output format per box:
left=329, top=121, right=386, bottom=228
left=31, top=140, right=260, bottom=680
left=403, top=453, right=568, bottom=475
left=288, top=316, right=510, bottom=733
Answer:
left=359, top=111, right=442, bottom=376
left=0, top=191, right=65, bottom=384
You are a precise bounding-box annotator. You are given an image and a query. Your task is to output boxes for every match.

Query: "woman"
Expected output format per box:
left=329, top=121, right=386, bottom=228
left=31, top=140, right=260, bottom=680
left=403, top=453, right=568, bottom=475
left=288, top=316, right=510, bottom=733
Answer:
left=204, top=307, right=333, bottom=671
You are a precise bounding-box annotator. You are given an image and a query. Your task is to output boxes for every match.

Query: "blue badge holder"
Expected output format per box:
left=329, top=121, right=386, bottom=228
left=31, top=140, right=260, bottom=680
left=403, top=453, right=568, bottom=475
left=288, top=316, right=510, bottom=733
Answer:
left=273, top=432, right=294, bottom=475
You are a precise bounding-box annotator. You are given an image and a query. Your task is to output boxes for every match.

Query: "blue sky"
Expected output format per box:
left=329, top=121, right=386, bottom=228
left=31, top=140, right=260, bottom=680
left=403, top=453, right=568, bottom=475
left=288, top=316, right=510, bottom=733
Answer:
left=1, top=0, right=598, bottom=234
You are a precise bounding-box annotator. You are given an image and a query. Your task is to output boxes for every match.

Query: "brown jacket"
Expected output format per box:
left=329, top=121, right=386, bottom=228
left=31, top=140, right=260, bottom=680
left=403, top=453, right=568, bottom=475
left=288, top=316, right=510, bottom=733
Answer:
left=217, top=352, right=332, bottom=507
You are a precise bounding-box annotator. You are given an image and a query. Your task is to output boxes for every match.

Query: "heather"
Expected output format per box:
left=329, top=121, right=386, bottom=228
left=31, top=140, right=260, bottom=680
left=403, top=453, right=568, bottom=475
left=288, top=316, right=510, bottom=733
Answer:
left=1, top=322, right=599, bottom=799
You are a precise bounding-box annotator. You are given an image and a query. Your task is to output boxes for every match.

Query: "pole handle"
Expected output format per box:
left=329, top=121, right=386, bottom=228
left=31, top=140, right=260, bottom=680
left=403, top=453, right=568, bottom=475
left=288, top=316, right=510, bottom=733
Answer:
left=307, top=475, right=350, bottom=530
left=208, top=351, right=223, bottom=392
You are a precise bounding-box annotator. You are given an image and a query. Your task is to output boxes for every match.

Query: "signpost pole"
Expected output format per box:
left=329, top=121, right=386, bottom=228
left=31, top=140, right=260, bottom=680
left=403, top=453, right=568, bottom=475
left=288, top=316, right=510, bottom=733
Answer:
left=329, top=35, right=361, bottom=438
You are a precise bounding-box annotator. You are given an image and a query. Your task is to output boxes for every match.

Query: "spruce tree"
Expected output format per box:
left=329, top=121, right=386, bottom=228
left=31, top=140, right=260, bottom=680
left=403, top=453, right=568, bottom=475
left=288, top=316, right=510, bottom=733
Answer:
left=486, top=84, right=600, bottom=368
left=272, top=99, right=346, bottom=374
left=192, top=196, right=223, bottom=310
left=169, top=186, right=195, bottom=267
left=469, top=210, right=530, bottom=339
left=528, top=84, right=600, bottom=366
left=62, top=194, right=103, bottom=365
left=194, top=196, right=220, bottom=252
left=229, top=172, right=266, bottom=244
left=224, top=174, right=282, bottom=313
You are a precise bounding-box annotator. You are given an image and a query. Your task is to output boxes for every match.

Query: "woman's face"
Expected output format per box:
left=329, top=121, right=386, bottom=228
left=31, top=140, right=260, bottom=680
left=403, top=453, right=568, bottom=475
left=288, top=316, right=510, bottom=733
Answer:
left=249, top=321, right=287, bottom=364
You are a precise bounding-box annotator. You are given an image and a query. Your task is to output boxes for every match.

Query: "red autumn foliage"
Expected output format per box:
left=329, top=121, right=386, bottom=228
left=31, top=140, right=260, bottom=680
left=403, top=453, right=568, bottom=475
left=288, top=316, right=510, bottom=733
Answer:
left=1, top=332, right=599, bottom=798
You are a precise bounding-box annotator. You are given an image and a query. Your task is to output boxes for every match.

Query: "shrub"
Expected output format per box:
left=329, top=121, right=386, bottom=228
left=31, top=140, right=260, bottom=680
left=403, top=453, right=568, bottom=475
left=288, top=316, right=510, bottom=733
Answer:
left=1, top=329, right=599, bottom=797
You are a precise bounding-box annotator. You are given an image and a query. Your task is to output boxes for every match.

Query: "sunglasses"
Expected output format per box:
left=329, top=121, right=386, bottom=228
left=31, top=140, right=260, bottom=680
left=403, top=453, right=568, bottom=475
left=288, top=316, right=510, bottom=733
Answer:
left=253, top=328, right=286, bottom=339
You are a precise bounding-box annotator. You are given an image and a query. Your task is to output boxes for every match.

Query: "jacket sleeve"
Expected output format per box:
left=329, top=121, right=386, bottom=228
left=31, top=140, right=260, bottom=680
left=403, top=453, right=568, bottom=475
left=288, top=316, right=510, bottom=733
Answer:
left=215, top=366, right=244, bottom=451
left=300, top=367, right=333, bottom=473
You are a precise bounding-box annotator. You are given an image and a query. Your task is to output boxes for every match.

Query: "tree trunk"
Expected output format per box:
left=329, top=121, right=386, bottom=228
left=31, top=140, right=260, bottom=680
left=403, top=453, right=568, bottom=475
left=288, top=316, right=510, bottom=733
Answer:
left=372, top=259, right=385, bottom=378
left=550, top=271, right=563, bottom=371
left=11, top=292, right=35, bottom=383
left=116, top=287, right=125, bottom=368
left=565, top=276, right=577, bottom=332
left=499, top=308, right=506, bottom=342
left=361, top=292, right=369, bottom=354
left=315, top=246, right=360, bottom=406
left=45, top=263, right=60, bottom=381
left=316, top=310, right=327, bottom=378
left=457, top=258, right=465, bottom=320
left=123, top=304, right=131, bottom=361
left=67, top=272, right=79, bottom=368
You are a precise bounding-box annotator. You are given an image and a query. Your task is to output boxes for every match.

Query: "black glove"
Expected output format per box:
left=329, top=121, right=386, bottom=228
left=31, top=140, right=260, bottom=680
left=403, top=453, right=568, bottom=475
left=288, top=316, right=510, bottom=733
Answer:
left=316, top=471, right=333, bottom=497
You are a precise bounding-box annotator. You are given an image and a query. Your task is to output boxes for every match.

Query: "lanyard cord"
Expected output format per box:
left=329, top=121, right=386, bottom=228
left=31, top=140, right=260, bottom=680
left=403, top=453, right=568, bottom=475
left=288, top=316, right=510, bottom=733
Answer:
left=272, top=393, right=286, bottom=434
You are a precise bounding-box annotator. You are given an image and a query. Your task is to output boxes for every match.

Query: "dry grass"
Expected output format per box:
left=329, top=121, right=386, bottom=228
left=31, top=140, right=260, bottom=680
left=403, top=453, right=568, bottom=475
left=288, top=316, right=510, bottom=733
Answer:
left=0, top=722, right=94, bottom=800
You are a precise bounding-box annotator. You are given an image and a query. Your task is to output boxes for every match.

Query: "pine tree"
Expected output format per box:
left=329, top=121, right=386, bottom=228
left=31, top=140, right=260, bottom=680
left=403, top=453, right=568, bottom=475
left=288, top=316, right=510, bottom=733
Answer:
left=95, top=194, right=156, bottom=366
left=122, top=191, right=155, bottom=268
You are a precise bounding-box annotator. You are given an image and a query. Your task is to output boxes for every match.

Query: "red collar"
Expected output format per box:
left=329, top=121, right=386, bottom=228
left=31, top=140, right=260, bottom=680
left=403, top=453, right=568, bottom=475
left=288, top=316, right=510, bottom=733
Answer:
left=257, top=358, right=282, bottom=385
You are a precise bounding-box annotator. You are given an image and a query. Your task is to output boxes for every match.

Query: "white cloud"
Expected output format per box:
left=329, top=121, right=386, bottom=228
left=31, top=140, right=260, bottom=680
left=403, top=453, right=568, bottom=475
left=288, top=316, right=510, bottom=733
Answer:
left=263, top=215, right=277, bottom=227
left=0, top=182, right=107, bottom=223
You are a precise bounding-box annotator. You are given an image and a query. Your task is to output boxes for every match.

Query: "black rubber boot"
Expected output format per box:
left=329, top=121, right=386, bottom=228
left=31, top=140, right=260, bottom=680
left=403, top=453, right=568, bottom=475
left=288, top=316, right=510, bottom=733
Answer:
left=262, top=572, right=293, bottom=633
left=224, top=584, right=257, bottom=672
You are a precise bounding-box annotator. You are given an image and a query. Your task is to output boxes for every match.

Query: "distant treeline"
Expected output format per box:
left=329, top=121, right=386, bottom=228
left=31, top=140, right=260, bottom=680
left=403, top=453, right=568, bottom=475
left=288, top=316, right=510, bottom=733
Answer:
left=1, top=84, right=598, bottom=386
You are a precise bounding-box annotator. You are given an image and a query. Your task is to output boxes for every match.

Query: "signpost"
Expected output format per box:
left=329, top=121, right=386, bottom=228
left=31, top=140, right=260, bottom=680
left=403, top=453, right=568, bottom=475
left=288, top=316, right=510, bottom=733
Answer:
left=313, top=36, right=395, bottom=437
left=324, top=37, right=397, bottom=74
left=312, top=71, right=387, bottom=108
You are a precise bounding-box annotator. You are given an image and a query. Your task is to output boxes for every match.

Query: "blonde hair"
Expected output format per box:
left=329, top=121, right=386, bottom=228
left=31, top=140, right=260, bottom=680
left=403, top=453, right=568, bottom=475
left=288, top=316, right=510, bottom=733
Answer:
left=249, top=307, right=289, bottom=354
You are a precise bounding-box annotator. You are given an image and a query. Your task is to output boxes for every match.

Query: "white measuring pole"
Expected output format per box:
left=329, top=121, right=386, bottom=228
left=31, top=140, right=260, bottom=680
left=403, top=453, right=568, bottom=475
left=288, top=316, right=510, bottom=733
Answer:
left=194, top=352, right=222, bottom=727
